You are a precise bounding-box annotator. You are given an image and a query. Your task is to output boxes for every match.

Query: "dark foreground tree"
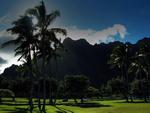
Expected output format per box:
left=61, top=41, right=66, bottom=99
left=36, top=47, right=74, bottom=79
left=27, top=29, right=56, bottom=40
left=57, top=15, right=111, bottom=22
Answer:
left=86, top=86, right=100, bottom=99
left=26, top=1, right=66, bottom=112
left=128, top=50, right=149, bottom=102
left=1, top=15, right=35, bottom=113
left=108, top=43, right=133, bottom=102
left=138, top=39, right=150, bottom=80
left=131, top=79, right=150, bottom=102
left=64, top=75, right=90, bottom=104
left=106, top=77, right=128, bottom=99
left=47, top=78, right=58, bottom=105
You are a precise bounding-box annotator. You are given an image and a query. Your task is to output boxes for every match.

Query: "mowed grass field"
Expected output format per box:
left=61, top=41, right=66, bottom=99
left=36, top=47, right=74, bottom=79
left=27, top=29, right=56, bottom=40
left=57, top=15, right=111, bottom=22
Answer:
left=0, top=98, right=150, bottom=113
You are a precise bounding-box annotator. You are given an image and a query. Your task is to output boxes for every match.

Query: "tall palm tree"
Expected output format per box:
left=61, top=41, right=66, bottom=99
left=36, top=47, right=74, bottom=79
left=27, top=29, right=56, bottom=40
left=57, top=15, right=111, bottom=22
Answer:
left=26, top=1, right=67, bottom=112
left=128, top=53, right=148, bottom=80
left=108, top=43, right=132, bottom=102
left=138, top=41, right=150, bottom=80
left=1, top=15, right=36, bottom=113
left=128, top=41, right=150, bottom=80
left=128, top=52, right=149, bottom=102
left=129, top=41, right=150, bottom=102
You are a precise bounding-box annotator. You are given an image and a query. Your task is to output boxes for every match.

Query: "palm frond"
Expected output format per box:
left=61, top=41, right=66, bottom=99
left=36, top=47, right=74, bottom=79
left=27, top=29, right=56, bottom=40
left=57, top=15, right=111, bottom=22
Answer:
left=45, top=31, right=59, bottom=43
left=36, top=0, right=46, bottom=19
left=26, top=8, right=38, bottom=17
left=46, top=10, right=60, bottom=26
left=1, top=40, right=16, bottom=48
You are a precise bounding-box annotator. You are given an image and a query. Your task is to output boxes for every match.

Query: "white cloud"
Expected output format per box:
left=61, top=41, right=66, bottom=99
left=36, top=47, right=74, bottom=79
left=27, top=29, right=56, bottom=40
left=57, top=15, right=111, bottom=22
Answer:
left=0, top=53, right=21, bottom=73
left=0, top=30, right=20, bottom=73
left=59, top=24, right=128, bottom=44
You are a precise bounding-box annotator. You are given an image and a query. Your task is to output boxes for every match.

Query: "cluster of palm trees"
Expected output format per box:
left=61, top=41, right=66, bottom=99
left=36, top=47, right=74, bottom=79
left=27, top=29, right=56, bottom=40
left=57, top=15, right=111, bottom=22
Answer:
left=109, top=42, right=150, bottom=102
left=1, top=1, right=66, bottom=113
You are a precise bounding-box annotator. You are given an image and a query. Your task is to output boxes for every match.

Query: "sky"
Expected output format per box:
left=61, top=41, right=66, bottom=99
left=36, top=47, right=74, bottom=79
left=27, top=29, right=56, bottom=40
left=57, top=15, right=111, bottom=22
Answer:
left=0, top=0, right=150, bottom=72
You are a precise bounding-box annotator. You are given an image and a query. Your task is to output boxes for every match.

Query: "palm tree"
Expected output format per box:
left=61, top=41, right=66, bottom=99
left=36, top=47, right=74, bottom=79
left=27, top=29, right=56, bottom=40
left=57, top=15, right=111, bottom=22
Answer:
left=138, top=41, right=150, bottom=80
left=128, top=53, right=148, bottom=80
left=128, top=52, right=149, bottom=102
left=1, top=15, right=36, bottom=113
left=26, top=1, right=67, bottom=112
left=108, top=43, right=132, bottom=102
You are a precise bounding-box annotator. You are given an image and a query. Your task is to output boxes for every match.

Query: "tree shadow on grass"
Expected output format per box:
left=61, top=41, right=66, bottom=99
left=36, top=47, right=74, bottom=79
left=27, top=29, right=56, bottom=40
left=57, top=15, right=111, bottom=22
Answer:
left=59, top=102, right=111, bottom=108
left=78, top=103, right=111, bottom=108
left=0, top=103, right=29, bottom=106
left=115, top=100, right=150, bottom=104
left=0, top=106, right=28, bottom=113
left=54, top=106, right=74, bottom=113
left=9, top=108, right=28, bottom=113
left=0, top=106, right=14, bottom=112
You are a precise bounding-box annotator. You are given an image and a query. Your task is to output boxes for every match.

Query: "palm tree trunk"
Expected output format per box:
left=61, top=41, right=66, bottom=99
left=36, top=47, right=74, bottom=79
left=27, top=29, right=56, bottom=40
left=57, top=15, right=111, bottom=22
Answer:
left=41, top=58, right=46, bottom=113
left=28, top=70, right=34, bottom=113
left=48, top=61, right=53, bottom=105
left=121, top=66, right=129, bottom=102
left=53, top=94, right=57, bottom=105
left=38, top=80, right=42, bottom=112
left=29, top=82, right=34, bottom=113
left=139, top=71, right=146, bottom=103
left=53, top=58, right=58, bottom=105
left=0, top=96, right=1, bottom=103
left=73, top=98, right=78, bottom=104
left=28, top=69, right=34, bottom=113
left=33, top=49, right=43, bottom=112
left=144, top=96, right=147, bottom=103
left=53, top=89, right=59, bottom=105
left=130, top=94, right=134, bottom=103
left=49, top=85, right=53, bottom=105
left=80, top=98, right=84, bottom=104
left=28, top=48, right=34, bottom=113
left=42, top=78, right=46, bottom=113
left=125, top=95, right=129, bottom=102
left=126, top=77, right=129, bottom=102
left=125, top=62, right=130, bottom=102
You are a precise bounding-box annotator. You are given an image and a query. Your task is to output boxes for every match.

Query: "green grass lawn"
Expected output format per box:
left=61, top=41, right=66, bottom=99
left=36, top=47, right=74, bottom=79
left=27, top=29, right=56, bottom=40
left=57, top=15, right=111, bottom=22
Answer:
left=0, top=99, right=150, bottom=113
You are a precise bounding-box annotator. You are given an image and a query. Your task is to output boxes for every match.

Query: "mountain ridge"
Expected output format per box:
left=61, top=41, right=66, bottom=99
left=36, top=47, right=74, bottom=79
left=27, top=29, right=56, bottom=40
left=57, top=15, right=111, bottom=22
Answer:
left=1, top=37, right=150, bottom=86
